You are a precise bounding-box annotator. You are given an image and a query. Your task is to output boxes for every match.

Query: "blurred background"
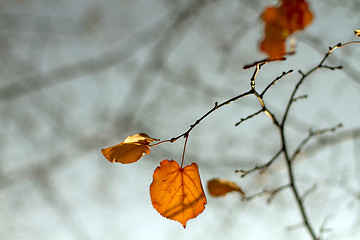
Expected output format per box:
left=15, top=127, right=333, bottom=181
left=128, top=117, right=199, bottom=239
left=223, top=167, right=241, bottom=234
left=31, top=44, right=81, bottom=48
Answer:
left=1, top=0, right=360, bottom=239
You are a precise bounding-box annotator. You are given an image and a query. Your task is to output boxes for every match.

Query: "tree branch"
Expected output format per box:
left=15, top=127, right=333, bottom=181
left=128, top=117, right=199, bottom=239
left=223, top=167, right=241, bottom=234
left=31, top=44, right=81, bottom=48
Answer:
left=242, top=184, right=290, bottom=203
left=290, top=123, right=343, bottom=162
left=234, top=108, right=264, bottom=126
left=170, top=89, right=254, bottom=142
left=261, top=69, right=294, bottom=97
left=235, top=149, right=282, bottom=177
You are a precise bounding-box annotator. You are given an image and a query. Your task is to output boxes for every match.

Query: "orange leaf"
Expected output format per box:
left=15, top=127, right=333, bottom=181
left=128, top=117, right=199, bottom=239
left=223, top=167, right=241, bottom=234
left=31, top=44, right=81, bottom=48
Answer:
left=260, top=23, right=288, bottom=59
left=207, top=178, right=245, bottom=197
left=150, top=160, right=207, bottom=228
left=260, top=0, right=313, bottom=58
left=101, top=133, right=159, bottom=164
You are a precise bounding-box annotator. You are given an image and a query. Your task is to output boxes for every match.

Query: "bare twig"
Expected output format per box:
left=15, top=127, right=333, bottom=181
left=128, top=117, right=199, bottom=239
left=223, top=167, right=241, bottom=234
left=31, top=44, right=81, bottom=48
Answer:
left=320, top=65, right=343, bottom=71
left=282, top=44, right=339, bottom=126
left=242, top=184, right=290, bottom=203
left=260, top=69, right=294, bottom=97
left=243, top=57, right=286, bottom=69
left=234, top=108, right=264, bottom=126
left=235, top=149, right=282, bottom=177
left=277, top=43, right=352, bottom=240
left=292, top=94, right=308, bottom=102
left=169, top=59, right=286, bottom=143
left=301, top=184, right=317, bottom=201
left=170, top=89, right=254, bottom=142
left=318, top=215, right=333, bottom=240
left=240, top=42, right=359, bottom=240
left=290, top=123, right=343, bottom=161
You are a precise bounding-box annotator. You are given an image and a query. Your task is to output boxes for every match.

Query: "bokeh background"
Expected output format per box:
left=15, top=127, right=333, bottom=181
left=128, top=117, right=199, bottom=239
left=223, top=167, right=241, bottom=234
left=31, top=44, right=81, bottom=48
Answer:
left=1, top=0, right=360, bottom=239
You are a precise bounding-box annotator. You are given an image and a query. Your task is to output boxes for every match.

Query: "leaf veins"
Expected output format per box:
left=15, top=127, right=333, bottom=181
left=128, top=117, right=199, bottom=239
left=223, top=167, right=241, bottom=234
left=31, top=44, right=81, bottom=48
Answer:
left=150, top=159, right=207, bottom=228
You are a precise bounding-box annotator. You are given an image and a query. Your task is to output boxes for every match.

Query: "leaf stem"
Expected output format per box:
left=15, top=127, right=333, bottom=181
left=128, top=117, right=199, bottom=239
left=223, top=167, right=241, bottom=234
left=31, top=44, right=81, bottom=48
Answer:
left=149, top=139, right=172, bottom=147
left=181, top=134, right=189, bottom=168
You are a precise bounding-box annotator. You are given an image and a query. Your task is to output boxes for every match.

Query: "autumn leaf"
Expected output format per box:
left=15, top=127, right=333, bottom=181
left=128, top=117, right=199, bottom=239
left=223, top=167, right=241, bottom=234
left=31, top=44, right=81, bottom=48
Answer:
left=207, top=178, right=245, bottom=197
left=260, top=0, right=313, bottom=58
left=260, top=22, right=288, bottom=59
left=355, top=30, right=360, bottom=38
left=101, top=133, right=159, bottom=164
left=150, top=159, right=207, bottom=228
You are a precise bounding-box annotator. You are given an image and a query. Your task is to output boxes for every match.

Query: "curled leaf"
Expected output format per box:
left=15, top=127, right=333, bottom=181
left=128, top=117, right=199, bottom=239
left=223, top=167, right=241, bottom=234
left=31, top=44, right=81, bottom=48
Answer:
left=260, top=0, right=313, bottom=58
left=101, top=133, right=159, bottom=164
left=207, top=178, right=245, bottom=197
left=150, top=160, right=207, bottom=228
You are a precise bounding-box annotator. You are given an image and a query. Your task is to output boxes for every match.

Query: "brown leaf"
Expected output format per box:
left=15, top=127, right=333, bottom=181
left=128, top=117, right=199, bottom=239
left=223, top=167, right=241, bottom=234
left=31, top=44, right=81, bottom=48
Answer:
left=207, top=178, right=245, bottom=197
left=101, top=133, right=159, bottom=164
left=150, top=160, right=207, bottom=228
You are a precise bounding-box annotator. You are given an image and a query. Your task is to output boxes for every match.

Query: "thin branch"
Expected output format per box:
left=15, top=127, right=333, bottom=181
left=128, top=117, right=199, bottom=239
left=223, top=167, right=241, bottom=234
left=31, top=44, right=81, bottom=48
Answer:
left=250, top=63, right=263, bottom=89
left=303, top=126, right=360, bottom=157
left=253, top=89, right=280, bottom=126
left=246, top=62, right=282, bottom=126
left=318, top=215, right=334, bottom=240
left=261, top=69, right=294, bottom=97
left=282, top=43, right=342, bottom=126
left=235, top=149, right=282, bottom=177
left=320, top=65, right=343, bottom=71
left=243, top=57, right=286, bottom=69
left=335, top=40, right=360, bottom=48
left=242, top=184, right=290, bottom=203
left=244, top=42, right=358, bottom=240
left=281, top=131, right=318, bottom=239
left=292, top=94, right=308, bottom=102
left=290, top=123, right=343, bottom=161
left=275, top=43, right=353, bottom=240
left=301, top=184, right=317, bottom=201
left=169, top=58, right=286, bottom=142
left=234, top=108, right=264, bottom=126
left=274, top=44, right=340, bottom=240
left=169, top=89, right=255, bottom=143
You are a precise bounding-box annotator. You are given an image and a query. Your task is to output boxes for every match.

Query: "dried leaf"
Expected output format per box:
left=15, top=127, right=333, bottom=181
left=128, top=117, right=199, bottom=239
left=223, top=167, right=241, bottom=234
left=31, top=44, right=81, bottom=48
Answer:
left=150, top=160, right=207, bottom=228
left=101, top=133, right=159, bottom=164
left=281, top=0, right=313, bottom=33
left=207, top=178, right=245, bottom=197
left=260, top=23, right=288, bottom=59
left=260, top=0, right=313, bottom=58
left=355, top=30, right=360, bottom=38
